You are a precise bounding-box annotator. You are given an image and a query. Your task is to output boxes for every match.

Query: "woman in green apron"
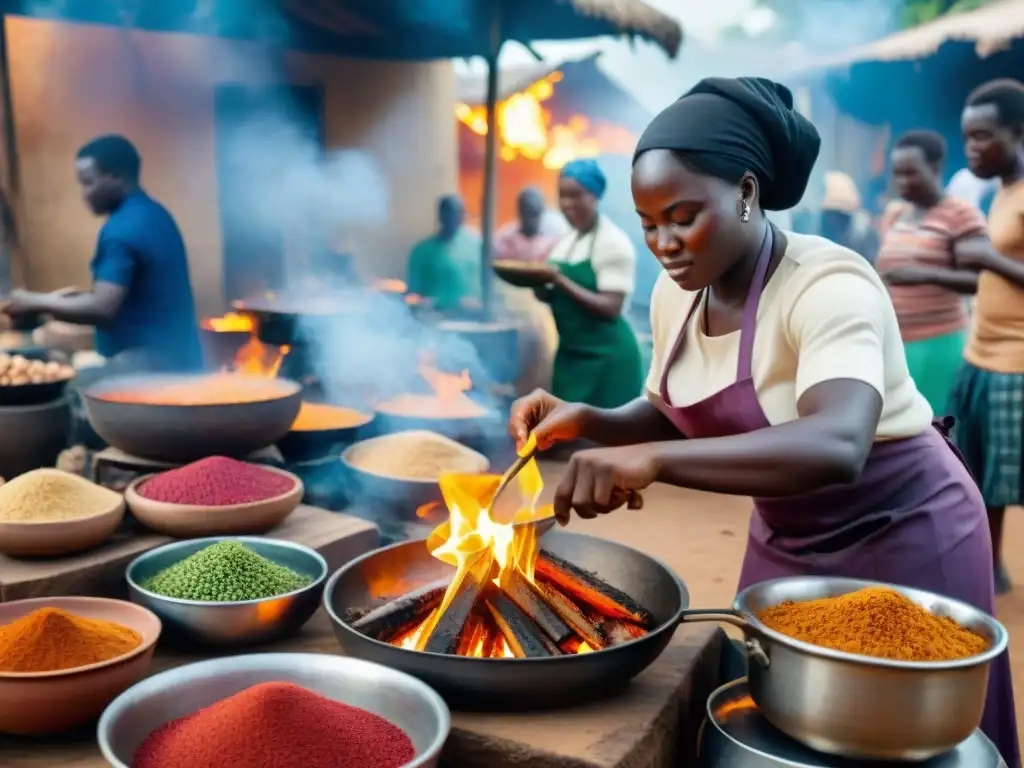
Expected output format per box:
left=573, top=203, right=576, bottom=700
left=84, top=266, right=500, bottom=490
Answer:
left=535, top=160, right=642, bottom=407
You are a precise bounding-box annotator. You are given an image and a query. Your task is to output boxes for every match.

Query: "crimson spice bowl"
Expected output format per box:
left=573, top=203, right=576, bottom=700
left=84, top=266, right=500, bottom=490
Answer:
left=98, top=653, right=450, bottom=768
left=124, top=467, right=304, bottom=538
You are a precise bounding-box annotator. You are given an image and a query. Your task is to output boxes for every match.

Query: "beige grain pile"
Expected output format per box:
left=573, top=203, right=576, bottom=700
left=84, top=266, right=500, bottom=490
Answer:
left=349, top=432, right=484, bottom=480
left=0, top=469, right=121, bottom=523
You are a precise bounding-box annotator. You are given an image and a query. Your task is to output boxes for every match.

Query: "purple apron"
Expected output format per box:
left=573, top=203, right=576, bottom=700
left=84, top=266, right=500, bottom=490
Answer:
left=656, top=226, right=1020, bottom=767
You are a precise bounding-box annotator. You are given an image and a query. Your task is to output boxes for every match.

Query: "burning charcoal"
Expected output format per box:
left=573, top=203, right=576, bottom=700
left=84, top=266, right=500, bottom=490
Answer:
left=350, top=579, right=449, bottom=642
left=485, top=592, right=552, bottom=659
left=480, top=617, right=503, bottom=658
left=455, top=611, right=488, bottom=657
left=501, top=569, right=573, bottom=645
left=424, top=575, right=482, bottom=655
left=535, top=582, right=608, bottom=650
left=600, top=620, right=641, bottom=647
left=537, top=550, right=656, bottom=628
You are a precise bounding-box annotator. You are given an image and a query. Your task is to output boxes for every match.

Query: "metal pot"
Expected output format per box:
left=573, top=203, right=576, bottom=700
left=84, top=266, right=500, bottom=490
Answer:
left=683, top=577, right=1008, bottom=762
left=82, top=374, right=302, bottom=463
left=698, top=678, right=1006, bottom=767
left=0, top=397, right=72, bottom=479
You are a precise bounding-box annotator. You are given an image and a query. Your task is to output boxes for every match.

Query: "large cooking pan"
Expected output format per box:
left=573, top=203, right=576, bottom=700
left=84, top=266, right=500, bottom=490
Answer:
left=82, top=373, right=302, bottom=462
left=324, top=531, right=691, bottom=710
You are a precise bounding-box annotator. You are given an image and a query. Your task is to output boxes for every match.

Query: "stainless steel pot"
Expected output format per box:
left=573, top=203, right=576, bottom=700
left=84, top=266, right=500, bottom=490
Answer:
left=683, top=577, right=1008, bottom=762
left=698, top=678, right=1006, bottom=768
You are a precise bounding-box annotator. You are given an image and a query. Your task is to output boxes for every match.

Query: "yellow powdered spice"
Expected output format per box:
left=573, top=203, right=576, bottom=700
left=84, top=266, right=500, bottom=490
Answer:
left=349, top=432, right=483, bottom=480
left=757, top=587, right=990, bottom=662
left=0, top=469, right=121, bottom=523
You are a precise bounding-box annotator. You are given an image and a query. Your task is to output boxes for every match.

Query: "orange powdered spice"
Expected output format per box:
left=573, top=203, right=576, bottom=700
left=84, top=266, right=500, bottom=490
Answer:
left=291, top=403, right=370, bottom=431
left=757, top=587, right=989, bottom=662
left=0, top=607, right=142, bottom=672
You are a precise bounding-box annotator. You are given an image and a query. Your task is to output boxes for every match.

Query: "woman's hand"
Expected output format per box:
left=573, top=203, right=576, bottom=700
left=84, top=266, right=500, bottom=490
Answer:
left=553, top=446, right=657, bottom=525
left=509, top=389, right=589, bottom=452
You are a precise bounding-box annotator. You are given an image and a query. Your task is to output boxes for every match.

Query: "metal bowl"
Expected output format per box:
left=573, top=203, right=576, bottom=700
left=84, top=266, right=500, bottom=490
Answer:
left=682, top=576, right=1008, bottom=761
left=97, top=652, right=450, bottom=768
left=82, top=373, right=302, bottom=462
left=324, top=531, right=689, bottom=710
left=126, top=537, right=327, bottom=647
left=697, top=678, right=1006, bottom=768
left=279, top=407, right=375, bottom=464
left=340, top=431, right=489, bottom=521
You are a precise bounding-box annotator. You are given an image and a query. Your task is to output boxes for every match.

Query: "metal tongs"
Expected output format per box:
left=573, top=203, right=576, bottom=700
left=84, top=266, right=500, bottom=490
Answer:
left=497, top=433, right=643, bottom=537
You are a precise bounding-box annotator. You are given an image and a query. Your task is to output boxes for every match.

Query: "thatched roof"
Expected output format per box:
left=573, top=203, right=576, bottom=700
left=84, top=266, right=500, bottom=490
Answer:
left=802, top=0, right=1024, bottom=70
left=565, top=0, right=682, bottom=57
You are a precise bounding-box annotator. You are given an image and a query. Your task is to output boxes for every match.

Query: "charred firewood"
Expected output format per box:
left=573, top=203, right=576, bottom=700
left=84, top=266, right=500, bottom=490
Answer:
left=501, top=569, right=573, bottom=645
left=535, top=581, right=607, bottom=650
left=423, top=575, right=482, bottom=655
left=537, top=550, right=655, bottom=628
left=485, top=592, right=552, bottom=659
left=350, top=579, right=449, bottom=641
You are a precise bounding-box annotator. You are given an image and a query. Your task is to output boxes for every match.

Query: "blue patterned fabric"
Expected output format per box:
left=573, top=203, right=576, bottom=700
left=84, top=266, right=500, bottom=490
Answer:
left=949, top=362, right=1024, bottom=506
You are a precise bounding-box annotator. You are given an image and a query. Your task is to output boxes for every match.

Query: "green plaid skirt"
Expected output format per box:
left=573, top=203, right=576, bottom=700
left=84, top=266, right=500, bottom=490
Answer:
left=948, top=362, right=1024, bottom=507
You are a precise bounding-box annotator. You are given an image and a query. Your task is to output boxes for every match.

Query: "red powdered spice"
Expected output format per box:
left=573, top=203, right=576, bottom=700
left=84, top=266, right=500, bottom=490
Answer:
left=134, top=681, right=416, bottom=768
left=139, top=457, right=296, bottom=506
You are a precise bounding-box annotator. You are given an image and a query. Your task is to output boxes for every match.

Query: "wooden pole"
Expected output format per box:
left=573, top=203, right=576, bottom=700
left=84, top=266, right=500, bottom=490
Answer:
left=479, top=3, right=503, bottom=318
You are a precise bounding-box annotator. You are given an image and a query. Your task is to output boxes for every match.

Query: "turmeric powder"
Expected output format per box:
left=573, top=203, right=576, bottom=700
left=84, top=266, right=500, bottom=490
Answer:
left=757, top=587, right=989, bottom=662
left=0, top=607, right=142, bottom=672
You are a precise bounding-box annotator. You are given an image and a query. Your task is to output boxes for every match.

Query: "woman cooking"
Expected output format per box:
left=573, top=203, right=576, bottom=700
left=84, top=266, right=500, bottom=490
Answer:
left=525, top=159, right=642, bottom=407
left=509, top=77, right=1019, bottom=766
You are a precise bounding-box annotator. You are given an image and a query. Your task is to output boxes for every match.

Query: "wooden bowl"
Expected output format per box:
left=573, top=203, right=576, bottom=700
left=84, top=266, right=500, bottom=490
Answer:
left=0, top=497, right=125, bottom=557
left=124, top=466, right=304, bottom=538
left=0, top=596, right=161, bottom=734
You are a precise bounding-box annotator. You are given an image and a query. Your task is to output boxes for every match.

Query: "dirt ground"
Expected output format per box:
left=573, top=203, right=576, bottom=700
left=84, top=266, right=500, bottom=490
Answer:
left=539, top=461, right=1024, bottom=741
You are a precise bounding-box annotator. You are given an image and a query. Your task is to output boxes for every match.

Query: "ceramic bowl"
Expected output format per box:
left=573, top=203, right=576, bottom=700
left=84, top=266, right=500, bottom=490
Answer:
left=0, top=496, right=125, bottom=557
left=125, top=536, right=327, bottom=646
left=0, top=596, right=161, bottom=734
left=124, top=466, right=304, bottom=538
left=98, top=653, right=450, bottom=767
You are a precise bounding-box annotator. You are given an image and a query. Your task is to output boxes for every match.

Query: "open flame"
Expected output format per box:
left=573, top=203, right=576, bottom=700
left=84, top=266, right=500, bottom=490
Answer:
left=231, top=337, right=290, bottom=378
left=202, top=312, right=290, bottom=378
left=377, top=353, right=484, bottom=420
left=201, top=312, right=254, bottom=333
left=395, top=437, right=595, bottom=658
left=456, top=70, right=636, bottom=170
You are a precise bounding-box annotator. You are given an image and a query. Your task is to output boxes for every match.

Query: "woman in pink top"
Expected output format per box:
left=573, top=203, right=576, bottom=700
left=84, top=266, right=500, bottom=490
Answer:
left=878, top=130, right=988, bottom=414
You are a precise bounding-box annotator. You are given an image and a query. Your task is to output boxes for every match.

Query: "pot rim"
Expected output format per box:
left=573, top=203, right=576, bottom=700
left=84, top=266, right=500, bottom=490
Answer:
left=734, top=576, right=1009, bottom=671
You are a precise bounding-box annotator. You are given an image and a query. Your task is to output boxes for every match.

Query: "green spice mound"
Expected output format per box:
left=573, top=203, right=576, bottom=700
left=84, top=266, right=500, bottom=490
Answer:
left=142, top=541, right=314, bottom=602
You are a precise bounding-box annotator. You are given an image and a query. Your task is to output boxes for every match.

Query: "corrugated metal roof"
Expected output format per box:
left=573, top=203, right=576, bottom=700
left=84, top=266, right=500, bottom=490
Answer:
left=805, top=0, right=1024, bottom=69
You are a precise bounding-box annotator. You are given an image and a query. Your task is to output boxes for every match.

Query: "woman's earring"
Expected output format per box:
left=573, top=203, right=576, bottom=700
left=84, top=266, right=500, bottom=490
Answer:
left=740, top=200, right=751, bottom=223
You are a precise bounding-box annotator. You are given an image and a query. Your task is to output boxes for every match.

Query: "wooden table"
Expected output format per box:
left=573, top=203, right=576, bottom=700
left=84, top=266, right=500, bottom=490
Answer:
left=0, top=611, right=725, bottom=768
left=0, top=505, right=378, bottom=602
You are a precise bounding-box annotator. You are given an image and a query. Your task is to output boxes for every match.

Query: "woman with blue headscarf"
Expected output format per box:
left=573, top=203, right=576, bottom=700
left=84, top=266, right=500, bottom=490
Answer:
left=533, top=159, right=642, bottom=408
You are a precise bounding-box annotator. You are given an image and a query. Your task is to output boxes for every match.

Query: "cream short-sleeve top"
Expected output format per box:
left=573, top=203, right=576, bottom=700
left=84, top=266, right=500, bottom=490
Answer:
left=645, top=231, right=933, bottom=439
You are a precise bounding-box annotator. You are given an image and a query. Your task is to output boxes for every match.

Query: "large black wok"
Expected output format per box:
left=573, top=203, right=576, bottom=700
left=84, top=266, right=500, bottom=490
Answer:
left=324, top=530, right=692, bottom=710
left=82, top=373, right=302, bottom=462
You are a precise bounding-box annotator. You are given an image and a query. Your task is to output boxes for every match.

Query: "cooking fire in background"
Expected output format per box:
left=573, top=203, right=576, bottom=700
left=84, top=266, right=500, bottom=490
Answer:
left=348, top=453, right=654, bottom=659
left=456, top=70, right=635, bottom=170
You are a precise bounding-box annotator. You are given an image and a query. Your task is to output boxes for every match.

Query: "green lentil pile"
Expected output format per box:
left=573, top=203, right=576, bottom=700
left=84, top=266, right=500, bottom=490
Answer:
left=142, top=541, right=313, bottom=602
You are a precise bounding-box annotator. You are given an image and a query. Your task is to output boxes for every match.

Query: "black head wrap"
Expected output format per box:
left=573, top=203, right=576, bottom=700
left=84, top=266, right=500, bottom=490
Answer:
left=633, top=77, right=821, bottom=211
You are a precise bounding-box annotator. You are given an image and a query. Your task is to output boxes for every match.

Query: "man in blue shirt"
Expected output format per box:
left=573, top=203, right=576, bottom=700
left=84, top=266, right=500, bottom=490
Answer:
left=2, top=135, right=201, bottom=371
